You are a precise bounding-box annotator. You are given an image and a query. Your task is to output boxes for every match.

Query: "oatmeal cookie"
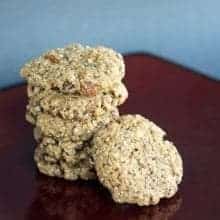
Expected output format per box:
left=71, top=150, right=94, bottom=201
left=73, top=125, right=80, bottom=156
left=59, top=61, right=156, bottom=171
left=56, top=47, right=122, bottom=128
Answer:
left=32, top=108, right=119, bottom=142
left=34, top=137, right=95, bottom=180
left=92, top=114, right=183, bottom=206
left=26, top=82, right=127, bottom=121
left=21, top=44, right=125, bottom=95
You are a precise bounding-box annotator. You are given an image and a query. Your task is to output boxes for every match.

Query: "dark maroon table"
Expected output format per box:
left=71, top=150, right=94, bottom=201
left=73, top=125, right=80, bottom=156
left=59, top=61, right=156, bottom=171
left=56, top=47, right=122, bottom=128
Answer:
left=0, top=54, right=220, bottom=220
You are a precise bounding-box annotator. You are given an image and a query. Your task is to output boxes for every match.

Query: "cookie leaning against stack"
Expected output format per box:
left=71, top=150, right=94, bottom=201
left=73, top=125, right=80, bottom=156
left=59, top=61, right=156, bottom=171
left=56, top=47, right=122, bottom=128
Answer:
left=21, top=44, right=128, bottom=180
left=21, top=44, right=183, bottom=206
left=92, top=115, right=183, bottom=206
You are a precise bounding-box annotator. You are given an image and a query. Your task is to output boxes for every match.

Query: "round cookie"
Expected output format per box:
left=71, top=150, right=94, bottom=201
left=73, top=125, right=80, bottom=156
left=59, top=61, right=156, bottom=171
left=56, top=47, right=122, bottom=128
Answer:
left=34, top=137, right=95, bottom=180
left=32, top=108, right=119, bottom=142
left=92, top=114, right=183, bottom=206
left=21, top=44, right=125, bottom=95
left=26, top=82, right=128, bottom=121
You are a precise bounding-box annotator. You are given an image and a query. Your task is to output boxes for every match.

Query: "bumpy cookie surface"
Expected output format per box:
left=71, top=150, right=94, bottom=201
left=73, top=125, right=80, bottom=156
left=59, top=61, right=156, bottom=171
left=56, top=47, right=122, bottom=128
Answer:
left=32, top=108, right=119, bottom=142
left=34, top=137, right=95, bottom=180
left=21, top=44, right=125, bottom=95
left=92, top=115, right=183, bottom=206
left=26, top=82, right=127, bottom=121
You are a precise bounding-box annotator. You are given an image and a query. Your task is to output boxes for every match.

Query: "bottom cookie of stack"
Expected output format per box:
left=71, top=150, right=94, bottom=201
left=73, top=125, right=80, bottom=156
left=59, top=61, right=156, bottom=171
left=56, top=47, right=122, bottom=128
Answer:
left=34, top=137, right=96, bottom=180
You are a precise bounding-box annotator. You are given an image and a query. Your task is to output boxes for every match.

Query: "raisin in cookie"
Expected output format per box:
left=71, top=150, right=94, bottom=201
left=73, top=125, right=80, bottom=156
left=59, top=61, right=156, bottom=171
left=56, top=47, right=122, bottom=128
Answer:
left=92, top=115, right=183, bottom=206
left=21, top=44, right=125, bottom=95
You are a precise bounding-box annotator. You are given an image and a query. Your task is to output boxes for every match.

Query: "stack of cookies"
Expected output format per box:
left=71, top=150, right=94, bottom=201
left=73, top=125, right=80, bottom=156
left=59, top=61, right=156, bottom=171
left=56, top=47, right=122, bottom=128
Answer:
left=21, top=44, right=183, bottom=206
left=21, top=44, right=128, bottom=181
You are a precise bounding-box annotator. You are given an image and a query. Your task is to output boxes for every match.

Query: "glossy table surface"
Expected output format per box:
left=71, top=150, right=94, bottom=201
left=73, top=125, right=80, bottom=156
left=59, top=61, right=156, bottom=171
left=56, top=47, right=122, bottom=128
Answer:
left=0, top=54, right=220, bottom=220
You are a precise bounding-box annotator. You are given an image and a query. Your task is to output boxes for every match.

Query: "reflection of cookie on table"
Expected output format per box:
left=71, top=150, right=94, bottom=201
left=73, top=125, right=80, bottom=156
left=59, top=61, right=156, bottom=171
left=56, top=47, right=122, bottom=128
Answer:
left=28, top=176, right=111, bottom=220
left=107, top=194, right=182, bottom=220
left=28, top=175, right=182, bottom=220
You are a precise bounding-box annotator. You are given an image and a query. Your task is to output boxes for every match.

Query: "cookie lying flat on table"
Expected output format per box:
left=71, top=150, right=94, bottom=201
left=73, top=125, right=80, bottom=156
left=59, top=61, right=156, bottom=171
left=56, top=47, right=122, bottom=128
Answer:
left=21, top=44, right=125, bottom=95
left=26, top=82, right=128, bottom=121
left=92, top=114, right=183, bottom=206
left=34, top=137, right=95, bottom=180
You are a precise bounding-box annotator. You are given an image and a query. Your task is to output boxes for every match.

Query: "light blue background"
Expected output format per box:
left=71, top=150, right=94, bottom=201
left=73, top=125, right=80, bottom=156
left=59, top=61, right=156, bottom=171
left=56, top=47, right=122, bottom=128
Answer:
left=1, top=0, right=220, bottom=89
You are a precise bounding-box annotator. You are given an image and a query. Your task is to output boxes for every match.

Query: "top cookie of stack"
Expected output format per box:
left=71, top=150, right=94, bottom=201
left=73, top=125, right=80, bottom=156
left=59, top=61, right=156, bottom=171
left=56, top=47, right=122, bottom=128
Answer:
left=21, top=44, right=128, bottom=180
left=21, top=44, right=125, bottom=95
